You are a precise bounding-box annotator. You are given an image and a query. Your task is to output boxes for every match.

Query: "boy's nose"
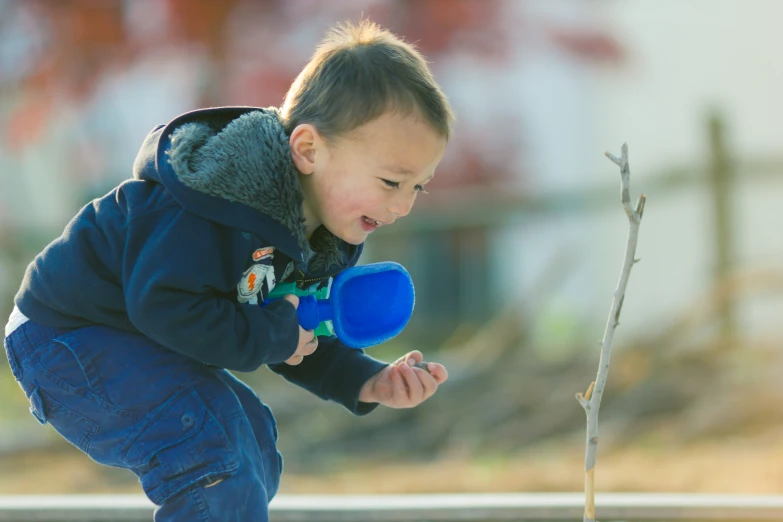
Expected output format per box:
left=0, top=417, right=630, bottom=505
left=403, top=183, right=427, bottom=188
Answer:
left=388, top=193, right=415, bottom=218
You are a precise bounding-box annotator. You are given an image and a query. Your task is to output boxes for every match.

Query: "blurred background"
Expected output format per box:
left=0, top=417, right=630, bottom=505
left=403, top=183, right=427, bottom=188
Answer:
left=3, top=0, right=783, bottom=496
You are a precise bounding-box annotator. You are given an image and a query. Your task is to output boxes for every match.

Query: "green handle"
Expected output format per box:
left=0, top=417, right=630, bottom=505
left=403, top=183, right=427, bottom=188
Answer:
left=267, top=282, right=335, bottom=337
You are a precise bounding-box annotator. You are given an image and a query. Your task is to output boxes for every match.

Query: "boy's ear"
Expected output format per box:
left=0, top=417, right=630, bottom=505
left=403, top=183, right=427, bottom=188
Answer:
left=289, top=124, right=318, bottom=175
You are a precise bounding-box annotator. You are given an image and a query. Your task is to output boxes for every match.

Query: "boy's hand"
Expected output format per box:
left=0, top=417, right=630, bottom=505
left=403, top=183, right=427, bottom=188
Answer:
left=359, top=350, right=448, bottom=408
left=282, top=294, right=318, bottom=365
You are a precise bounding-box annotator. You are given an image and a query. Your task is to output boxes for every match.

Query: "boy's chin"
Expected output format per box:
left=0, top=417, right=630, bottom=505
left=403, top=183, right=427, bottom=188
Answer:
left=326, top=225, right=367, bottom=245
left=339, top=233, right=367, bottom=246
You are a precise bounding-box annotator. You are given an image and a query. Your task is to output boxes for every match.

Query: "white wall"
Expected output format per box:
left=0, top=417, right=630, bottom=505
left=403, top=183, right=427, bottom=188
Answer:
left=496, top=0, right=783, bottom=342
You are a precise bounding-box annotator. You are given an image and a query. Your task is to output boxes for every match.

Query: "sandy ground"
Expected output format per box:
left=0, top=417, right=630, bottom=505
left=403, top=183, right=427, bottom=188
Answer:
left=2, top=433, right=783, bottom=495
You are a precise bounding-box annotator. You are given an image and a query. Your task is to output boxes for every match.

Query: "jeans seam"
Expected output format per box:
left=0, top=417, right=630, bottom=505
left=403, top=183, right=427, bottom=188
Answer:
left=218, top=410, right=276, bottom=454
left=257, top=438, right=277, bottom=453
left=11, top=328, right=38, bottom=368
left=3, top=339, right=22, bottom=381
left=217, top=409, right=244, bottom=424
left=191, top=486, right=213, bottom=522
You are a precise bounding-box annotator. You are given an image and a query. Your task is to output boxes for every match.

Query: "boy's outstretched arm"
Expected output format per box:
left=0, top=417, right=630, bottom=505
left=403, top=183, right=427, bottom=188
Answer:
left=359, top=350, right=448, bottom=409
left=268, top=336, right=389, bottom=414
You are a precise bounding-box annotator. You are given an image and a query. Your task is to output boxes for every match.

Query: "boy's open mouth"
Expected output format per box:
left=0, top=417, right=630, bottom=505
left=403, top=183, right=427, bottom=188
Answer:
left=361, top=216, right=383, bottom=229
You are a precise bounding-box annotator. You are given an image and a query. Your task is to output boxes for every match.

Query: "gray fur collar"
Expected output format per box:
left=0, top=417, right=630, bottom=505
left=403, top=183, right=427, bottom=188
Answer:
left=166, top=108, right=346, bottom=273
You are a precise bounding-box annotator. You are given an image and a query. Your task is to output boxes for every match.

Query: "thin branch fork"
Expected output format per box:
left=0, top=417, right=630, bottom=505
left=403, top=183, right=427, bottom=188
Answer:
left=577, top=143, right=645, bottom=522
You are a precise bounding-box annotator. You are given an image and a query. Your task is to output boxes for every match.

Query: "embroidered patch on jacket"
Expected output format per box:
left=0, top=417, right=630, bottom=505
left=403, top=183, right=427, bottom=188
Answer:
left=252, top=247, right=275, bottom=262
left=237, top=263, right=276, bottom=305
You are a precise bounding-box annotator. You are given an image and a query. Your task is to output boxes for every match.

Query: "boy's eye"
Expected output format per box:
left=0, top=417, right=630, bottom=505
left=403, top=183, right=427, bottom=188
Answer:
left=382, top=179, right=429, bottom=194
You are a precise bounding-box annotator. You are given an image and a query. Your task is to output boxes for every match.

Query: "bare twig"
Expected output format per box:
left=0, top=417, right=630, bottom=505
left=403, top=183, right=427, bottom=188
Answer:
left=577, top=144, right=645, bottom=522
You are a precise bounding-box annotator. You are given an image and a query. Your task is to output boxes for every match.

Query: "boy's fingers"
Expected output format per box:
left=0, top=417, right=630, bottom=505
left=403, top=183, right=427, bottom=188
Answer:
left=412, top=367, right=438, bottom=400
left=390, top=364, right=406, bottom=400
left=404, top=350, right=424, bottom=365
left=282, top=294, right=299, bottom=307
left=410, top=363, right=437, bottom=383
left=286, top=354, right=303, bottom=366
left=300, top=336, right=318, bottom=356
left=413, top=366, right=438, bottom=392
left=399, top=363, right=424, bottom=402
left=428, top=363, right=449, bottom=384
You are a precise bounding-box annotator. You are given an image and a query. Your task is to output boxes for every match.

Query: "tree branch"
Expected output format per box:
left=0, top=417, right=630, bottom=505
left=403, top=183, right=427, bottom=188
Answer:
left=578, top=143, right=645, bottom=522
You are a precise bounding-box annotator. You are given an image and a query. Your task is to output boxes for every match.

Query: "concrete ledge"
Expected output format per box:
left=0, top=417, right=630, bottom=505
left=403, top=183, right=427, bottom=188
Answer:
left=1, top=493, right=783, bottom=521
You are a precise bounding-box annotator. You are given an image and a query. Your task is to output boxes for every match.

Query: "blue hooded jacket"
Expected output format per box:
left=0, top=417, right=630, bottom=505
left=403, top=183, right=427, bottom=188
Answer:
left=14, top=106, right=387, bottom=414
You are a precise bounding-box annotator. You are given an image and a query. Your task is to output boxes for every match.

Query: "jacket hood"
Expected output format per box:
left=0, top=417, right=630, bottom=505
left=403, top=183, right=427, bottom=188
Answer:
left=132, top=106, right=355, bottom=273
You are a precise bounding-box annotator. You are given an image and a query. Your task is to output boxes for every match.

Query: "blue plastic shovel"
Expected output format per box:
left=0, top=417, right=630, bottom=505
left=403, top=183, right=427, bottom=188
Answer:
left=265, top=261, right=415, bottom=348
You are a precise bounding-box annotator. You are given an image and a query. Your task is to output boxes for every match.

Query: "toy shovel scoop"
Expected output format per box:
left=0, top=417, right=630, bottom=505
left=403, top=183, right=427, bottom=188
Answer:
left=287, top=262, right=415, bottom=348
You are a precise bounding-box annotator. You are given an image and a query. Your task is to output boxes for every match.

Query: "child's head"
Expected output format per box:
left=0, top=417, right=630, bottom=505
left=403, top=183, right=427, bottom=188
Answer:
left=282, top=20, right=454, bottom=245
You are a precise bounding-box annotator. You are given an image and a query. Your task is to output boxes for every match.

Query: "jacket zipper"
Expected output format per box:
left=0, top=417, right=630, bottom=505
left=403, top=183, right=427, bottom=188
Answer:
left=295, top=268, right=334, bottom=289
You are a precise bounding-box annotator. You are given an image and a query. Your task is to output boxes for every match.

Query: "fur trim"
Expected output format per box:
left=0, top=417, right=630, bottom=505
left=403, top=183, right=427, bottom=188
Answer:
left=167, top=108, right=347, bottom=271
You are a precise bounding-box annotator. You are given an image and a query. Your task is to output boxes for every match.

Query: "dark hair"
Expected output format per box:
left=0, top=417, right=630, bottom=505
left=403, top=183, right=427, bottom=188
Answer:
left=281, top=19, right=454, bottom=142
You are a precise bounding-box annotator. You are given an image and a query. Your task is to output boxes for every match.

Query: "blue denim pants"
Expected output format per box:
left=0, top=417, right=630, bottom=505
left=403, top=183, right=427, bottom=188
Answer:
left=3, top=319, right=282, bottom=521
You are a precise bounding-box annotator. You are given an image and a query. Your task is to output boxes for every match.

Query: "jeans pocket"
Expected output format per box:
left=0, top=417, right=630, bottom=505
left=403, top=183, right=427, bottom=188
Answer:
left=27, top=383, right=99, bottom=452
left=32, top=332, right=140, bottom=422
left=36, top=332, right=97, bottom=395
left=124, top=390, right=240, bottom=506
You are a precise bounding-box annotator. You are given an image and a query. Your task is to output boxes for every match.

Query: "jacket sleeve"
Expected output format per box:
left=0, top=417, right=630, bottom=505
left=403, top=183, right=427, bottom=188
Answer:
left=123, top=204, right=299, bottom=371
left=268, top=336, right=388, bottom=415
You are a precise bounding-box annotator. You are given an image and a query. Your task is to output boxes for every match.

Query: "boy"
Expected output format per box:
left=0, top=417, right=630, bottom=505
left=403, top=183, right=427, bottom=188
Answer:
left=3, top=19, right=451, bottom=521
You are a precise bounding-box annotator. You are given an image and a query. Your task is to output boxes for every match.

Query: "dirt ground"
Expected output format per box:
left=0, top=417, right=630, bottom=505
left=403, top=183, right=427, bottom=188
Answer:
left=2, top=431, right=783, bottom=495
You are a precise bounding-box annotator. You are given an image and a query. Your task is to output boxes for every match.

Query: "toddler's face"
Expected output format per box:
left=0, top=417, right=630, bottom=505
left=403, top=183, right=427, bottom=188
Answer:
left=300, top=111, right=446, bottom=245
